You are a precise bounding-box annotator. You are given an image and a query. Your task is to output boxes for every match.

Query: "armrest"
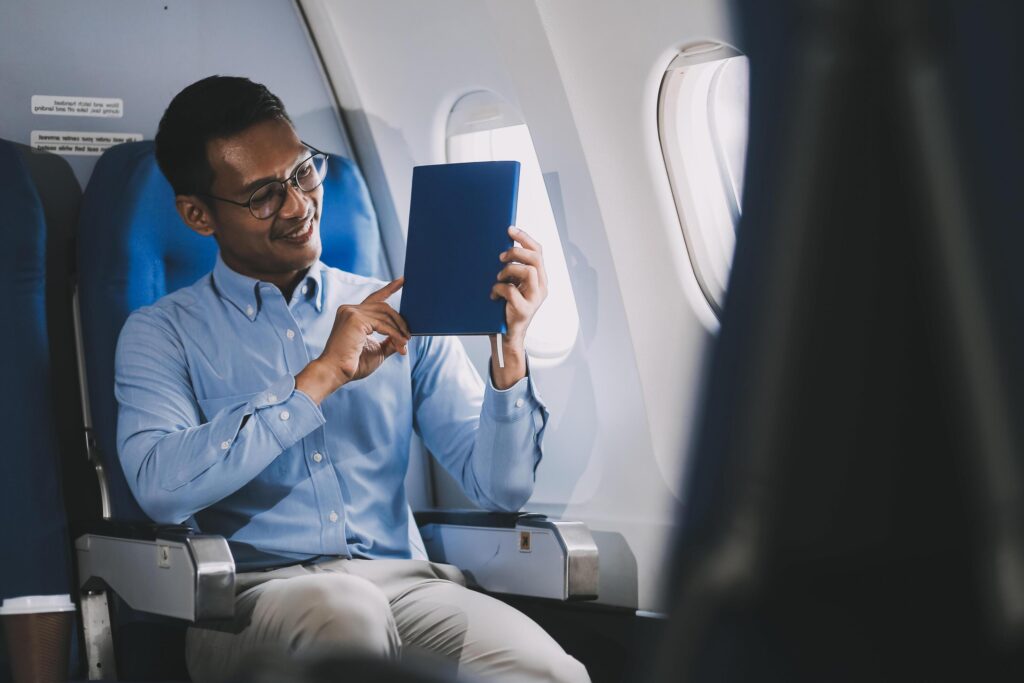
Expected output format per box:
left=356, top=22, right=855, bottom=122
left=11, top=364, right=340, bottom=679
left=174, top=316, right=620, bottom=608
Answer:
left=75, top=523, right=235, bottom=622
left=414, top=510, right=599, bottom=601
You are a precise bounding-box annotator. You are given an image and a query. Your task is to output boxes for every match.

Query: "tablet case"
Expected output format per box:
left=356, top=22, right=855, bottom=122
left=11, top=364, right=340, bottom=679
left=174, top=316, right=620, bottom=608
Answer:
left=400, top=161, right=520, bottom=335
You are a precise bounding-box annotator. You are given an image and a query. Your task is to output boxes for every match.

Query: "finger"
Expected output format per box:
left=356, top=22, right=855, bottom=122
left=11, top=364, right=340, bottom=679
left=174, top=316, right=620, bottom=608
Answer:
left=363, top=277, right=405, bottom=304
left=376, top=337, right=400, bottom=361
left=497, top=263, right=539, bottom=299
left=490, top=281, right=529, bottom=311
left=365, top=301, right=412, bottom=339
left=509, top=225, right=542, bottom=253
left=500, top=247, right=547, bottom=289
left=362, top=313, right=407, bottom=346
left=499, top=246, right=542, bottom=269
left=381, top=336, right=408, bottom=357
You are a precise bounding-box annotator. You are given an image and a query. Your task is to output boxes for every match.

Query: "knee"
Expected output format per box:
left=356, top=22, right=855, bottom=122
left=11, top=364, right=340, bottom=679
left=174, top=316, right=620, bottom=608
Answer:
left=538, top=652, right=591, bottom=683
left=260, top=574, right=397, bottom=656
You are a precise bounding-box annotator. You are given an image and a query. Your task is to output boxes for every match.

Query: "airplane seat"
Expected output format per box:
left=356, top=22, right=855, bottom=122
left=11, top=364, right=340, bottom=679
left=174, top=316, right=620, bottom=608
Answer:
left=0, top=138, right=76, bottom=680
left=75, top=140, right=386, bottom=523
left=72, top=140, right=386, bottom=681
left=652, top=1, right=1024, bottom=680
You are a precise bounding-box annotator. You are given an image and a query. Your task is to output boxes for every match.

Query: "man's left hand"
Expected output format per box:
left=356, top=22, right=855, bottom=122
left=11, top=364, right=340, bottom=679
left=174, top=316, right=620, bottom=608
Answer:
left=489, top=226, right=547, bottom=389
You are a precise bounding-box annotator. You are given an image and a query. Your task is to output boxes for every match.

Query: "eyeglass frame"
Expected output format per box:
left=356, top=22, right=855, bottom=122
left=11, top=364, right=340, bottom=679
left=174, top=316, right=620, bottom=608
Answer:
left=196, top=142, right=329, bottom=220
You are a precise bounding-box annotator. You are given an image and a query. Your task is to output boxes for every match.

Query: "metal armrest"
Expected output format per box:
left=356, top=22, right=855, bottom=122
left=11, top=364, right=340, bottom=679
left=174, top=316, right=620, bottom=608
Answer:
left=75, top=521, right=235, bottom=622
left=415, top=510, right=599, bottom=601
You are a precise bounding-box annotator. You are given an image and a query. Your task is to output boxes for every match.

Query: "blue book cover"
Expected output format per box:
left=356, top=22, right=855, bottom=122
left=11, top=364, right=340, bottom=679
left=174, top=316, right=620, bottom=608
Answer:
left=400, top=161, right=520, bottom=335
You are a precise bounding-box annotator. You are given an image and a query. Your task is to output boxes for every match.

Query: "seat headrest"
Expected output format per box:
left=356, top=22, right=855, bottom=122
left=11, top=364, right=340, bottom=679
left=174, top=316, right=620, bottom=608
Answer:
left=77, top=140, right=385, bottom=520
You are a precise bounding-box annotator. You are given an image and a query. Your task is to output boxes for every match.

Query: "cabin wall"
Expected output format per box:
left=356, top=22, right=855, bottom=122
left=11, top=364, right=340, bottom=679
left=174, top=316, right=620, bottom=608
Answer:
left=300, top=0, right=738, bottom=611
left=0, top=0, right=350, bottom=189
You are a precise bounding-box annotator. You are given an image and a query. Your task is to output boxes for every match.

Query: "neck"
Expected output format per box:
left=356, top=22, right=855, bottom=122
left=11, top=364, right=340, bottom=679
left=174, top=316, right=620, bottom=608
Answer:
left=265, top=269, right=308, bottom=301
left=220, top=253, right=310, bottom=301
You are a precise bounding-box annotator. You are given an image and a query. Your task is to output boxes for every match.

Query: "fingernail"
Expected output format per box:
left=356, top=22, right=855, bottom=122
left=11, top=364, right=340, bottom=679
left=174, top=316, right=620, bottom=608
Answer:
left=509, top=225, right=520, bottom=234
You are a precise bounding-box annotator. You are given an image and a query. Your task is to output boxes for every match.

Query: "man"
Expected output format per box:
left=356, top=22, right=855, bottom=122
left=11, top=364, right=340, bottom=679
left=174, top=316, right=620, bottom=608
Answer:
left=115, top=76, right=588, bottom=683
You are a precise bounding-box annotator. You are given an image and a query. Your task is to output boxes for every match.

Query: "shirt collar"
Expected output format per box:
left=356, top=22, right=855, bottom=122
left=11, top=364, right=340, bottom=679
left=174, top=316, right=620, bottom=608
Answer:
left=212, top=253, right=261, bottom=321
left=212, top=253, right=325, bottom=321
left=305, top=260, right=325, bottom=313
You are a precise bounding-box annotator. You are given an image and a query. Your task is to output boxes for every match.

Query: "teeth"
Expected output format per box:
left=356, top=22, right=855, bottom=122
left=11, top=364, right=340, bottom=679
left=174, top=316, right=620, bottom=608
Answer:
left=282, top=220, right=310, bottom=239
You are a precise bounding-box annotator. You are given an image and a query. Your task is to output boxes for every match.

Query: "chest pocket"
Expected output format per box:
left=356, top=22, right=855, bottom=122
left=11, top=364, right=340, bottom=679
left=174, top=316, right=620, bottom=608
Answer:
left=197, top=392, right=261, bottom=423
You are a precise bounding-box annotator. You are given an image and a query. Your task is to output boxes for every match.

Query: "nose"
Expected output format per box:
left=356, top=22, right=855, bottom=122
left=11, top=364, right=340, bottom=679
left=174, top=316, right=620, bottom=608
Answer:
left=277, top=181, right=310, bottom=219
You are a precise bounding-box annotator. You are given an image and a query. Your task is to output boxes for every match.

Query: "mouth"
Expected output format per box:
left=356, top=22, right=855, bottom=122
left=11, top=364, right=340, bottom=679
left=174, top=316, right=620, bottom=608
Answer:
left=274, top=217, right=315, bottom=245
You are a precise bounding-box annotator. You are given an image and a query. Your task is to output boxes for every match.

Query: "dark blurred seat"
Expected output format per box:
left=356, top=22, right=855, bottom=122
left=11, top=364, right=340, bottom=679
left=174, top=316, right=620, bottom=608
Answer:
left=653, top=0, right=1024, bottom=680
left=0, top=139, right=78, bottom=681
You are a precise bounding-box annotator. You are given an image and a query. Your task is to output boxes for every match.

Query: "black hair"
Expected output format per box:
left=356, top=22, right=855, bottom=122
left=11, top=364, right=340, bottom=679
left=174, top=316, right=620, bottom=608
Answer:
left=155, top=75, right=292, bottom=195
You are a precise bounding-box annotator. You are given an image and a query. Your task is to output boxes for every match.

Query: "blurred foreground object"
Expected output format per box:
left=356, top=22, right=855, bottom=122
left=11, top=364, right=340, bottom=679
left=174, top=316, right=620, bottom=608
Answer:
left=655, top=0, right=1024, bottom=680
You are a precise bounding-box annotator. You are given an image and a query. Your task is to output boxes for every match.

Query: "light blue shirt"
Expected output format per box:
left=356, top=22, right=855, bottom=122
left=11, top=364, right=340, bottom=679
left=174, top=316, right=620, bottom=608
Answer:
left=115, top=255, right=548, bottom=569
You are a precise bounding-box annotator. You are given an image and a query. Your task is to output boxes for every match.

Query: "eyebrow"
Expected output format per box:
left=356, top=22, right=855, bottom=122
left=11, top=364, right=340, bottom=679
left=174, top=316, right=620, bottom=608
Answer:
left=238, top=149, right=311, bottom=196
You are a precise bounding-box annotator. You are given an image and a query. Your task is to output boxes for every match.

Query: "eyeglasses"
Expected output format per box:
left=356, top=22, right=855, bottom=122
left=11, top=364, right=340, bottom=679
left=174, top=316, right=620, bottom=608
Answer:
left=199, top=144, right=329, bottom=219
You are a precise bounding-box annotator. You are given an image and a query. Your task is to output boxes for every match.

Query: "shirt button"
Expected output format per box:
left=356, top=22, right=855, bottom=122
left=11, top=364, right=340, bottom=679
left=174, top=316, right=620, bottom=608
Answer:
left=245, top=305, right=255, bottom=317
left=286, top=329, right=295, bottom=340
left=301, top=285, right=309, bottom=295
left=515, top=398, right=525, bottom=408
left=329, top=511, right=339, bottom=523
left=220, top=441, right=230, bottom=450
left=267, top=393, right=277, bottom=403
left=279, top=410, right=290, bottom=421
left=312, top=452, right=323, bottom=463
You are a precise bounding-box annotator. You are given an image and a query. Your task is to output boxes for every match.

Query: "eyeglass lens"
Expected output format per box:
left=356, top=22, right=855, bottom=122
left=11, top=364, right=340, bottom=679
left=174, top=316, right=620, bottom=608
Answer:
left=249, top=154, right=328, bottom=218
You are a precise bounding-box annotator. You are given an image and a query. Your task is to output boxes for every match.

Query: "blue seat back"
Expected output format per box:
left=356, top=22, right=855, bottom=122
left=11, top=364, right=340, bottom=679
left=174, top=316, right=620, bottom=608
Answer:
left=77, top=140, right=384, bottom=521
left=0, top=138, right=72, bottom=602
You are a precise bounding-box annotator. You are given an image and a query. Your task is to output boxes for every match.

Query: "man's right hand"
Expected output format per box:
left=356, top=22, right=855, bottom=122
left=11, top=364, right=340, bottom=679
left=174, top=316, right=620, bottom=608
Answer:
left=295, top=277, right=410, bottom=404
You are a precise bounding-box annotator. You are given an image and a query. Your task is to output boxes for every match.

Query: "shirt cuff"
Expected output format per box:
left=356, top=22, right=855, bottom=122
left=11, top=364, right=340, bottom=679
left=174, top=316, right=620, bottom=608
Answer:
left=250, top=375, right=326, bottom=449
left=483, top=373, right=539, bottom=422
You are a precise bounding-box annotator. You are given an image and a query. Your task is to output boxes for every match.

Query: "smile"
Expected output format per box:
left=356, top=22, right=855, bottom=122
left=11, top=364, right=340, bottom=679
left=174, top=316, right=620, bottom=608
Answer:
left=276, top=219, right=314, bottom=244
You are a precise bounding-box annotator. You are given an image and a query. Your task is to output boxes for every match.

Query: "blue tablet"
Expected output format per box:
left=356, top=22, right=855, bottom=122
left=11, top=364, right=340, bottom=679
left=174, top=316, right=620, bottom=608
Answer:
left=400, top=161, right=520, bottom=335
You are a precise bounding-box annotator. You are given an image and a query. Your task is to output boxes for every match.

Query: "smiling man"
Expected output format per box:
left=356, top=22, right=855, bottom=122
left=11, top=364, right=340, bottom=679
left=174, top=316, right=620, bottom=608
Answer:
left=114, top=76, right=588, bottom=683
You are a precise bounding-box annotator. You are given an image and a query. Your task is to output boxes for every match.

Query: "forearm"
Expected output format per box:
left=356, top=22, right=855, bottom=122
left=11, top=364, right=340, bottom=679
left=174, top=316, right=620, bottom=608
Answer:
left=489, top=335, right=527, bottom=390
left=296, top=357, right=347, bottom=404
left=120, top=379, right=324, bottom=522
left=413, top=335, right=548, bottom=512
left=463, top=378, right=547, bottom=511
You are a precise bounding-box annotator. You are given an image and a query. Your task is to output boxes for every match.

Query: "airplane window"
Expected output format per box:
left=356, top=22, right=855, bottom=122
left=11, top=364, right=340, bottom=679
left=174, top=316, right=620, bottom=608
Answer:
left=659, top=43, right=750, bottom=318
left=446, top=91, right=581, bottom=365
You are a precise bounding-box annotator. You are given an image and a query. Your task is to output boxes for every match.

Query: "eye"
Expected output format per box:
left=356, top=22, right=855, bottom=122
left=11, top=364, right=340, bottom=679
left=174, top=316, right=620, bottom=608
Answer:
left=250, top=183, right=277, bottom=207
left=296, top=160, right=313, bottom=179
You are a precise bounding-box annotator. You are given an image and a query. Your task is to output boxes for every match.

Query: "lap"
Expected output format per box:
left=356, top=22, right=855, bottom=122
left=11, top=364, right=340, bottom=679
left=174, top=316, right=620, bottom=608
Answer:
left=186, top=558, right=588, bottom=683
left=186, top=571, right=399, bottom=682
left=389, top=576, right=589, bottom=683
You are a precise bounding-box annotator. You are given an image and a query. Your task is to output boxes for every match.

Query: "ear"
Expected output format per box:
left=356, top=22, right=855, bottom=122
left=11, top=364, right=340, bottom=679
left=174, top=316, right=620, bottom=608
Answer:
left=175, top=195, right=216, bottom=237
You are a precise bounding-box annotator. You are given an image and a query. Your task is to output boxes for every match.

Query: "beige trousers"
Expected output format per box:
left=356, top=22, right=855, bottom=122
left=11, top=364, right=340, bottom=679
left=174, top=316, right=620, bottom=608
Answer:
left=185, top=558, right=590, bottom=683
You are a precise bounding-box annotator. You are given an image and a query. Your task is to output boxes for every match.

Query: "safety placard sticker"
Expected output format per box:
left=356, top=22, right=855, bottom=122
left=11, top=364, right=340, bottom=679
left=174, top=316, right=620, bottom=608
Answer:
left=32, top=95, right=123, bottom=118
left=31, top=130, right=143, bottom=156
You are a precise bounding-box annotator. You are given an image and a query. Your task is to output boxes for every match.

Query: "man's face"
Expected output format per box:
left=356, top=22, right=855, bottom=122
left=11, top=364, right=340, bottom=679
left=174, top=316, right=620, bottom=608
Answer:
left=203, top=118, right=323, bottom=280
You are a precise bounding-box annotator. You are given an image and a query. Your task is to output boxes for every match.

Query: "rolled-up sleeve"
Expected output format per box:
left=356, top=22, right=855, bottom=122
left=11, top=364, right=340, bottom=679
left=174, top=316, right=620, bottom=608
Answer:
left=411, top=336, right=549, bottom=512
left=115, top=310, right=325, bottom=523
